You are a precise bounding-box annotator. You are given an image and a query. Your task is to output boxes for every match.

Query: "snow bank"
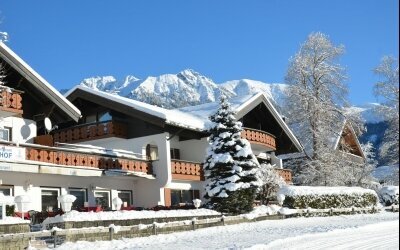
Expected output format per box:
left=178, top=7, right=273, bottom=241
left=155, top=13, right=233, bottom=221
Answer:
left=379, top=186, right=399, bottom=206
left=0, top=216, right=30, bottom=225
left=277, top=186, right=378, bottom=209
left=42, top=209, right=220, bottom=227
left=242, top=205, right=281, bottom=219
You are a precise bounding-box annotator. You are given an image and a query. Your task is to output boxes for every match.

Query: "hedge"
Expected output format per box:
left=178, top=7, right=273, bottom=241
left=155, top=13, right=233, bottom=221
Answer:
left=277, top=186, right=378, bottom=209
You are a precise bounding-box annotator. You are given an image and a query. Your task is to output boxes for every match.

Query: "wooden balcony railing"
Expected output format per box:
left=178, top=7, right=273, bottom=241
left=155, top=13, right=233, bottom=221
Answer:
left=241, top=128, right=276, bottom=150
left=25, top=145, right=152, bottom=174
left=171, top=159, right=204, bottom=181
left=0, top=88, right=23, bottom=115
left=53, top=121, right=128, bottom=144
left=275, top=168, right=292, bottom=184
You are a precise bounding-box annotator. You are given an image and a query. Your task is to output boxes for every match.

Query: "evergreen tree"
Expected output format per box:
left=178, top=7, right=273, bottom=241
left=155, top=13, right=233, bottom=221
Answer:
left=203, top=96, right=261, bottom=215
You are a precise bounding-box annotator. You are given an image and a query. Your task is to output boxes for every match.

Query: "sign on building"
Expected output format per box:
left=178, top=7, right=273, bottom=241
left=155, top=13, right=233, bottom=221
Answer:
left=0, top=145, right=26, bottom=161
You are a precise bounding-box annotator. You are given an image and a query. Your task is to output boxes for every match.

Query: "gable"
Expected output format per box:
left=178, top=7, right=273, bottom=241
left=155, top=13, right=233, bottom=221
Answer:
left=337, top=124, right=365, bottom=159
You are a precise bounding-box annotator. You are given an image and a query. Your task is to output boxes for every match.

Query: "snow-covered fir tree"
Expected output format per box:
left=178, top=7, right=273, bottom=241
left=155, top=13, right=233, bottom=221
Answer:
left=257, top=163, right=285, bottom=205
left=203, top=96, right=262, bottom=214
left=373, top=56, right=399, bottom=166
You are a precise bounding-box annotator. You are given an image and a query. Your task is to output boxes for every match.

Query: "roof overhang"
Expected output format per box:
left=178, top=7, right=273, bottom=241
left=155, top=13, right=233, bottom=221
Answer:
left=0, top=42, right=81, bottom=122
left=66, top=86, right=166, bottom=127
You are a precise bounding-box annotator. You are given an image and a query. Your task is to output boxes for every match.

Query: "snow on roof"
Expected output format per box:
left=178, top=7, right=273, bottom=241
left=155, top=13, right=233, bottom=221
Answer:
left=0, top=42, right=81, bottom=121
left=66, top=85, right=208, bottom=131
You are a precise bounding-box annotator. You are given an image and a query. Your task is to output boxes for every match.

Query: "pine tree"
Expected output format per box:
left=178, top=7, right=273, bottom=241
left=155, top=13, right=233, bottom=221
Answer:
left=203, top=96, right=261, bottom=214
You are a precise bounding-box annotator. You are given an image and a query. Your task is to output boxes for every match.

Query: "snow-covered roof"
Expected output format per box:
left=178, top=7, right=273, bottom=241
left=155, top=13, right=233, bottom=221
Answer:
left=0, top=42, right=81, bottom=121
left=66, top=85, right=207, bottom=131
left=66, top=86, right=303, bottom=152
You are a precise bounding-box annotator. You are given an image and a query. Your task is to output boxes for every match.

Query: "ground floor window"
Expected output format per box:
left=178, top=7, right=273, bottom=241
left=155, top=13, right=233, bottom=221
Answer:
left=170, top=189, right=200, bottom=206
left=94, top=190, right=110, bottom=209
left=117, top=190, right=132, bottom=207
left=0, top=185, right=13, bottom=196
left=41, top=187, right=60, bottom=212
left=69, top=188, right=87, bottom=210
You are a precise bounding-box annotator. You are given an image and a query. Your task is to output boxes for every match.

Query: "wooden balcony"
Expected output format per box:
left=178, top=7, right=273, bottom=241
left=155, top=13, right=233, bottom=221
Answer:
left=241, top=128, right=276, bottom=150
left=275, top=168, right=292, bottom=184
left=171, top=159, right=204, bottom=181
left=53, top=121, right=128, bottom=144
left=25, top=145, right=152, bottom=174
left=0, top=88, right=23, bottom=116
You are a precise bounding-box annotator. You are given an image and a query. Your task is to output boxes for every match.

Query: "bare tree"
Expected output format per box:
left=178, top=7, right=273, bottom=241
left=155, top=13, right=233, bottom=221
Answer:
left=284, top=32, right=352, bottom=186
left=373, top=56, right=399, bottom=165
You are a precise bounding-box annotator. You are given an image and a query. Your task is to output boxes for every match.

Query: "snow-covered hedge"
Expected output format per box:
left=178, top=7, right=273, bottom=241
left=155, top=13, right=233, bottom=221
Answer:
left=277, top=186, right=378, bottom=209
left=379, top=186, right=399, bottom=206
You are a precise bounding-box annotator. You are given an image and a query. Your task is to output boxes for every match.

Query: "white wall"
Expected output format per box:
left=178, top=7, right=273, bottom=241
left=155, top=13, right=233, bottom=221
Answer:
left=81, top=133, right=172, bottom=206
left=169, top=137, right=208, bottom=163
left=0, top=117, right=36, bottom=143
left=0, top=171, right=138, bottom=212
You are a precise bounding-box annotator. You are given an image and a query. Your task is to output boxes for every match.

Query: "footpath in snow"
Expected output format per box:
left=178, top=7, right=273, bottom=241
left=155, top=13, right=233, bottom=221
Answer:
left=49, top=212, right=399, bottom=250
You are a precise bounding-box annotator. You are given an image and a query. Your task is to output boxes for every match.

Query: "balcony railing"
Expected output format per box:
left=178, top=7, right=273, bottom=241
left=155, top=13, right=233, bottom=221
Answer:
left=23, top=144, right=152, bottom=175
left=53, top=121, right=128, bottom=144
left=241, top=128, right=276, bottom=150
left=0, top=87, right=23, bottom=115
left=275, top=168, right=292, bottom=184
left=171, top=159, right=204, bottom=181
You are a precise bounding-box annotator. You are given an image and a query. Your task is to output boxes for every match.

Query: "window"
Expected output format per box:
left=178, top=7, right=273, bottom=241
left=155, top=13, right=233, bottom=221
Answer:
left=117, top=190, right=132, bottom=207
left=41, top=187, right=60, bottom=212
left=146, top=144, right=158, bottom=161
left=98, top=112, right=112, bottom=122
left=0, top=185, right=13, bottom=196
left=170, top=189, right=200, bottom=206
left=94, top=190, right=110, bottom=209
left=0, top=127, right=11, bottom=141
left=170, top=148, right=181, bottom=160
left=85, top=114, right=97, bottom=124
left=69, top=188, right=87, bottom=210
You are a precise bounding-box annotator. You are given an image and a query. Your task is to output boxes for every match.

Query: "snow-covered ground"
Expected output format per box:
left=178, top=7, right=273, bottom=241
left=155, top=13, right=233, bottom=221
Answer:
left=249, top=220, right=398, bottom=250
left=49, top=212, right=398, bottom=250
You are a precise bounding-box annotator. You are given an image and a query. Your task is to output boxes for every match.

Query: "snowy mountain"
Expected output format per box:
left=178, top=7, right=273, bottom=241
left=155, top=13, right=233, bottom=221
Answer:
left=220, top=79, right=288, bottom=107
left=79, top=70, right=232, bottom=108
left=77, top=69, right=286, bottom=108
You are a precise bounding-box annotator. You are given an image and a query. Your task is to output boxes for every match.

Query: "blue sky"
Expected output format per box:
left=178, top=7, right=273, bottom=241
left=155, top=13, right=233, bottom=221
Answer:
left=1, top=0, right=398, bottom=105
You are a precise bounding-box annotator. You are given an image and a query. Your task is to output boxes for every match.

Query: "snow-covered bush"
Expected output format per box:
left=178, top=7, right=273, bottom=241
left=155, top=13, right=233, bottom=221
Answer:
left=257, top=163, right=286, bottom=205
left=203, top=96, right=262, bottom=215
left=277, top=186, right=378, bottom=209
left=379, top=186, right=399, bottom=206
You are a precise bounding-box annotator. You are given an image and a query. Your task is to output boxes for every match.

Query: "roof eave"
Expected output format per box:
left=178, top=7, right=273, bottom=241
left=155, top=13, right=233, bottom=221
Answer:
left=0, top=42, right=81, bottom=122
